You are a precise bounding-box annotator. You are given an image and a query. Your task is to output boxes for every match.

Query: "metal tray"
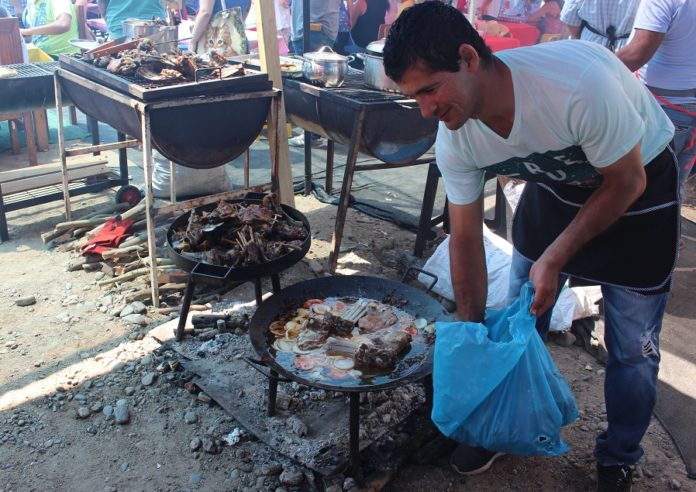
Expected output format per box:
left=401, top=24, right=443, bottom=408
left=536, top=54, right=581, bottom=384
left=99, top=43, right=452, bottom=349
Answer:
left=243, top=56, right=304, bottom=79
left=58, top=54, right=272, bottom=102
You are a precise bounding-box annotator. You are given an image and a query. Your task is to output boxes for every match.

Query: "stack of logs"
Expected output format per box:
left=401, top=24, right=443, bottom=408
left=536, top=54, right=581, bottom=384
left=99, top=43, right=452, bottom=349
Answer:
left=41, top=201, right=217, bottom=313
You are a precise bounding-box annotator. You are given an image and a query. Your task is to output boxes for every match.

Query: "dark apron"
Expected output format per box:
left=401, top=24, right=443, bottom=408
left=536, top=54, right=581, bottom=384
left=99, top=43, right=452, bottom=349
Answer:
left=511, top=147, right=680, bottom=294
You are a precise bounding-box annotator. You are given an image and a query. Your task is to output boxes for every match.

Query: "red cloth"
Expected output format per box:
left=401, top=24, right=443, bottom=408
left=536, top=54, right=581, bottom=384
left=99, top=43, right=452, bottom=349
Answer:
left=498, top=21, right=540, bottom=47
left=485, top=35, right=521, bottom=52
left=80, top=217, right=136, bottom=256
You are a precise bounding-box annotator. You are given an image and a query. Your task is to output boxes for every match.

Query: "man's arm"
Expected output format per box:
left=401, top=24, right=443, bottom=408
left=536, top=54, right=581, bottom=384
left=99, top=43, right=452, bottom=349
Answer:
left=447, top=193, right=488, bottom=322
left=617, top=29, right=665, bottom=72
left=563, top=23, right=581, bottom=38
left=529, top=143, right=646, bottom=317
left=19, top=13, right=72, bottom=36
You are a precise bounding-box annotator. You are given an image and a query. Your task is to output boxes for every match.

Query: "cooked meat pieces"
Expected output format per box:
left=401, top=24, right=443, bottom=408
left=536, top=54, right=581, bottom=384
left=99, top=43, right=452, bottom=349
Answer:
left=358, top=304, right=398, bottom=333
left=238, top=206, right=275, bottom=225
left=273, top=222, right=307, bottom=241
left=368, top=329, right=411, bottom=354
left=307, top=311, right=355, bottom=337
left=354, top=343, right=398, bottom=370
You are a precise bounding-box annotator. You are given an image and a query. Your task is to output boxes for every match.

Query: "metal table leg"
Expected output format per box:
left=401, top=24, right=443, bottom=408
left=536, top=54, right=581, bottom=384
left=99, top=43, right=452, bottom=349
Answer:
left=175, top=275, right=195, bottom=341
left=140, top=107, right=160, bottom=307
left=349, top=392, right=361, bottom=477
left=326, top=139, right=335, bottom=195
left=414, top=162, right=440, bottom=257
left=54, top=72, right=72, bottom=221
left=328, top=109, right=367, bottom=274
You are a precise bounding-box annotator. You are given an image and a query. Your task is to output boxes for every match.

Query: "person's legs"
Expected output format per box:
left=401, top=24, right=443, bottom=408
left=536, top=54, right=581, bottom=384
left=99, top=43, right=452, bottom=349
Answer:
left=506, top=249, right=568, bottom=340
left=661, top=103, right=696, bottom=201
left=594, top=285, right=666, bottom=467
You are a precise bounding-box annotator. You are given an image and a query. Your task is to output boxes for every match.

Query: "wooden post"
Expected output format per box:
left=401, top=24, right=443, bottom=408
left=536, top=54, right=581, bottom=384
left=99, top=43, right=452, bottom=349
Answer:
left=253, top=0, right=295, bottom=207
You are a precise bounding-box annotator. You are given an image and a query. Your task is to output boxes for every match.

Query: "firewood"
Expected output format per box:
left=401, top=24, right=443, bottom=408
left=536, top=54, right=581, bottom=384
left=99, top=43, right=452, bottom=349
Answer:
left=100, top=245, right=145, bottom=260
left=96, top=265, right=178, bottom=286
left=157, top=304, right=210, bottom=315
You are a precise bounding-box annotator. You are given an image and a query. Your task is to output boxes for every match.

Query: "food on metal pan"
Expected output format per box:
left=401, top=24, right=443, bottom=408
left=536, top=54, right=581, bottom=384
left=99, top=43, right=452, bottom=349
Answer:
left=269, top=296, right=435, bottom=381
left=170, top=194, right=308, bottom=267
left=0, top=66, right=18, bottom=78
left=85, top=39, right=249, bottom=84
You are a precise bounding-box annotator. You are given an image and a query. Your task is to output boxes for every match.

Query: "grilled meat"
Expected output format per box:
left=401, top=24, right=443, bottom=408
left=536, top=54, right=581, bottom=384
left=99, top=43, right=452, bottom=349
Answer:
left=358, top=303, right=398, bottom=333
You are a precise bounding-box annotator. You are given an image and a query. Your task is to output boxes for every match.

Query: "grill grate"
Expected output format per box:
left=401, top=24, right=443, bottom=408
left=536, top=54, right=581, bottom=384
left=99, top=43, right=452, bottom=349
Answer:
left=2, top=63, right=53, bottom=79
left=106, top=67, right=227, bottom=89
left=323, top=71, right=407, bottom=104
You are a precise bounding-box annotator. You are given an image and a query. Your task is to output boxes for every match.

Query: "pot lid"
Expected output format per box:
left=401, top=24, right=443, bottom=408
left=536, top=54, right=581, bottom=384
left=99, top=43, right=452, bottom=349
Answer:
left=305, top=46, right=349, bottom=62
left=366, top=39, right=386, bottom=55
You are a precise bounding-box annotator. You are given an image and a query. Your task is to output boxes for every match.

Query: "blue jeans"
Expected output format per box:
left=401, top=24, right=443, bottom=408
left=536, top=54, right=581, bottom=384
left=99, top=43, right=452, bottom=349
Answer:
left=507, top=250, right=667, bottom=466
left=662, top=103, right=696, bottom=201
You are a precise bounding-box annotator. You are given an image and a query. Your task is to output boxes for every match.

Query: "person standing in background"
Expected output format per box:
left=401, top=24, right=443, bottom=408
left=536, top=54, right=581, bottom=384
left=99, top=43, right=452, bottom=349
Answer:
left=274, top=0, right=291, bottom=45
left=289, top=0, right=341, bottom=55
left=560, top=0, right=639, bottom=52
left=618, top=0, right=696, bottom=200
left=350, top=0, right=390, bottom=47
left=20, top=0, right=79, bottom=56
left=97, top=0, right=165, bottom=39
left=527, top=0, right=564, bottom=38
left=0, top=0, right=26, bottom=18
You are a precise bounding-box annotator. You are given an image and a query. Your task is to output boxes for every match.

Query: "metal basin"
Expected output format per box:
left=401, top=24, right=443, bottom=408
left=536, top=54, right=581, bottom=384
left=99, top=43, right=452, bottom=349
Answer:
left=59, top=76, right=272, bottom=169
left=283, top=74, right=437, bottom=165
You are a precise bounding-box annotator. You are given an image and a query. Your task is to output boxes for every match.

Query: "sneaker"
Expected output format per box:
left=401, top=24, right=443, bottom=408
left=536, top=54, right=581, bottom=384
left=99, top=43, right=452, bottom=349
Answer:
left=596, top=463, right=633, bottom=492
left=288, top=134, right=325, bottom=148
left=450, top=444, right=505, bottom=476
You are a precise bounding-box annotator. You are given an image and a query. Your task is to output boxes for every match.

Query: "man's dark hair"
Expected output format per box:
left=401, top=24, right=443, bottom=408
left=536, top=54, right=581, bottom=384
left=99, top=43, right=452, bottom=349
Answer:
left=383, top=1, right=493, bottom=82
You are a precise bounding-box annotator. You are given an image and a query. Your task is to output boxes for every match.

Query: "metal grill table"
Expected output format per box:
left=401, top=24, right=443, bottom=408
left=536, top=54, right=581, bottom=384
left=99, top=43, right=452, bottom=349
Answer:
left=283, top=70, right=438, bottom=272
left=54, top=63, right=284, bottom=305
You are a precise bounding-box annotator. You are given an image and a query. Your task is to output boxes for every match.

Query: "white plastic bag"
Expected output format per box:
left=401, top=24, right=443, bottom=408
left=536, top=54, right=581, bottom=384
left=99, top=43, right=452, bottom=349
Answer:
left=152, top=151, right=232, bottom=199
left=418, top=224, right=512, bottom=310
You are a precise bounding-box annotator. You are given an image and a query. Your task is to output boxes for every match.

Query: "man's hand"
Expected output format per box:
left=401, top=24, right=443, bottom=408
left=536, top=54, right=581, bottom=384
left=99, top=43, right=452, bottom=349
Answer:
left=528, top=252, right=562, bottom=317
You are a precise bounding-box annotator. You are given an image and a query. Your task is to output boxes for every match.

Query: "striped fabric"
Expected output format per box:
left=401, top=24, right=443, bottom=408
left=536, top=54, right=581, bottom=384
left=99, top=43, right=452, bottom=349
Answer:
left=560, top=0, right=640, bottom=50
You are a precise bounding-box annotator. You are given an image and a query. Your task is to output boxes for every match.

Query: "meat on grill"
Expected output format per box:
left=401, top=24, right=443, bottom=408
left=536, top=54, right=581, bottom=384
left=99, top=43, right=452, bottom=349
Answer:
left=354, top=330, right=411, bottom=370
left=358, top=304, right=398, bottom=333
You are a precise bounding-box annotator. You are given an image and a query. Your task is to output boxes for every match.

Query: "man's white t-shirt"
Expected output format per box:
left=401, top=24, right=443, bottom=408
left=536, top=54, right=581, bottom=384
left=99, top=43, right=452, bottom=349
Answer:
left=633, top=0, right=696, bottom=105
left=436, top=40, right=674, bottom=206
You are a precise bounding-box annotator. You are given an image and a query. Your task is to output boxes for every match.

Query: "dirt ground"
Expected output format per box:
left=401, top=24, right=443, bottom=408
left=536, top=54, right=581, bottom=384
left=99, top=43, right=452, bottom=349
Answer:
left=1, top=158, right=695, bottom=492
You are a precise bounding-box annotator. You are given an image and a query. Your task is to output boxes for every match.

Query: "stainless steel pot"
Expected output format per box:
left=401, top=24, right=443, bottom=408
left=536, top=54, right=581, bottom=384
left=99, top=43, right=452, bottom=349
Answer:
left=122, top=19, right=178, bottom=54
left=360, top=39, right=401, bottom=93
left=302, top=46, right=354, bottom=88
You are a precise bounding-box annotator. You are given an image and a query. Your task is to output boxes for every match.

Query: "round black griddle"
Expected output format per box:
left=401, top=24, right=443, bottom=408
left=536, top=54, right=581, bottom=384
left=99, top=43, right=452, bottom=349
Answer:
left=248, top=275, right=453, bottom=393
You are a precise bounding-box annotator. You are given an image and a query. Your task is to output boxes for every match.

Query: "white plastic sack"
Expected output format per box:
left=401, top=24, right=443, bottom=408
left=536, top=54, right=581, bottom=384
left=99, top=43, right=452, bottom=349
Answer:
left=418, top=224, right=512, bottom=310
left=417, top=225, right=602, bottom=332
left=152, top=151, right=232, bottom=199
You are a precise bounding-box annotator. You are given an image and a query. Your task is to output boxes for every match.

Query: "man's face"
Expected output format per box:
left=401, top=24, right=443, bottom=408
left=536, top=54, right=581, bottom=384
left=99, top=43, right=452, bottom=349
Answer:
left=396, top=56, right=480, bottom=131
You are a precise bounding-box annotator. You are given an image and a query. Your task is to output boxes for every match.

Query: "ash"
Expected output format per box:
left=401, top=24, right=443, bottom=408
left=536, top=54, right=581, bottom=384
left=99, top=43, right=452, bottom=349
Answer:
left=168, top=305, right=427, bottom=474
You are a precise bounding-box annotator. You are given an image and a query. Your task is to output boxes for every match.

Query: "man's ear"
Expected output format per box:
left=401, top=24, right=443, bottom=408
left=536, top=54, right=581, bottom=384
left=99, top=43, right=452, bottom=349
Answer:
left=458, top=43, right=480, bottom=71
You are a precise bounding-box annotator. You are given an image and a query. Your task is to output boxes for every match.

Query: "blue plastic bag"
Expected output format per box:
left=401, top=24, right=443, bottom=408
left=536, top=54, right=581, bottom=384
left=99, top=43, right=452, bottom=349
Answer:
left=432, top=282, right=578, bottom=456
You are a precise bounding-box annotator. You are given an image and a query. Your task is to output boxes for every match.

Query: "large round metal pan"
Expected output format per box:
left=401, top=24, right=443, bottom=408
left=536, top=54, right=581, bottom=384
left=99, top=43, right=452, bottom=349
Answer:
left=167, top=198, right=311, bottom=283
left=249, top=275, right=453, bottom=392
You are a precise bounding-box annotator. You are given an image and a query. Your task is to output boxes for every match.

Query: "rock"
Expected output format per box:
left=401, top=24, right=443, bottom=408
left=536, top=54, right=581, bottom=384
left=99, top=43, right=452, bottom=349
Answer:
left=15, top=295, right=36, bottom=307
left=260, top=463, right=283, bottom=476
left=306, top=258, right=324, bottom=275
left=119, top=304, right=135, bottom=317
left=76, top=407, right=91, bottom=419
left=669, top=478, right=681, bottom=490
left=120, top=462, right=129, bottom=472
left=114, top=401, right=130, bottom=425
left=189, top=473, right=203, bottom=485
left=201, top=436, right=219, bottom=454
left=279, top=467, right=304, bottom=486
left=190, top=437, right=201, bottom=451
left=124, top=387, right=135, bottom=396
left=597, top=422, right=608, bottom=432
left=197, top=329, right=219, bottom=341
left=56, top=311, right=71, bottom=322
left=130, top=301, right=147, bottom=314
left=121, top=314, right=147, bottom=326
left=184, top=411, right=198, bottom=424
left=102, top=405, right=114, bottom=417
left=287, top=416, right=308, bottom=437
left=196, top=392, right=212, bottom=404
left=141, top=373, right=157, bottom=386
